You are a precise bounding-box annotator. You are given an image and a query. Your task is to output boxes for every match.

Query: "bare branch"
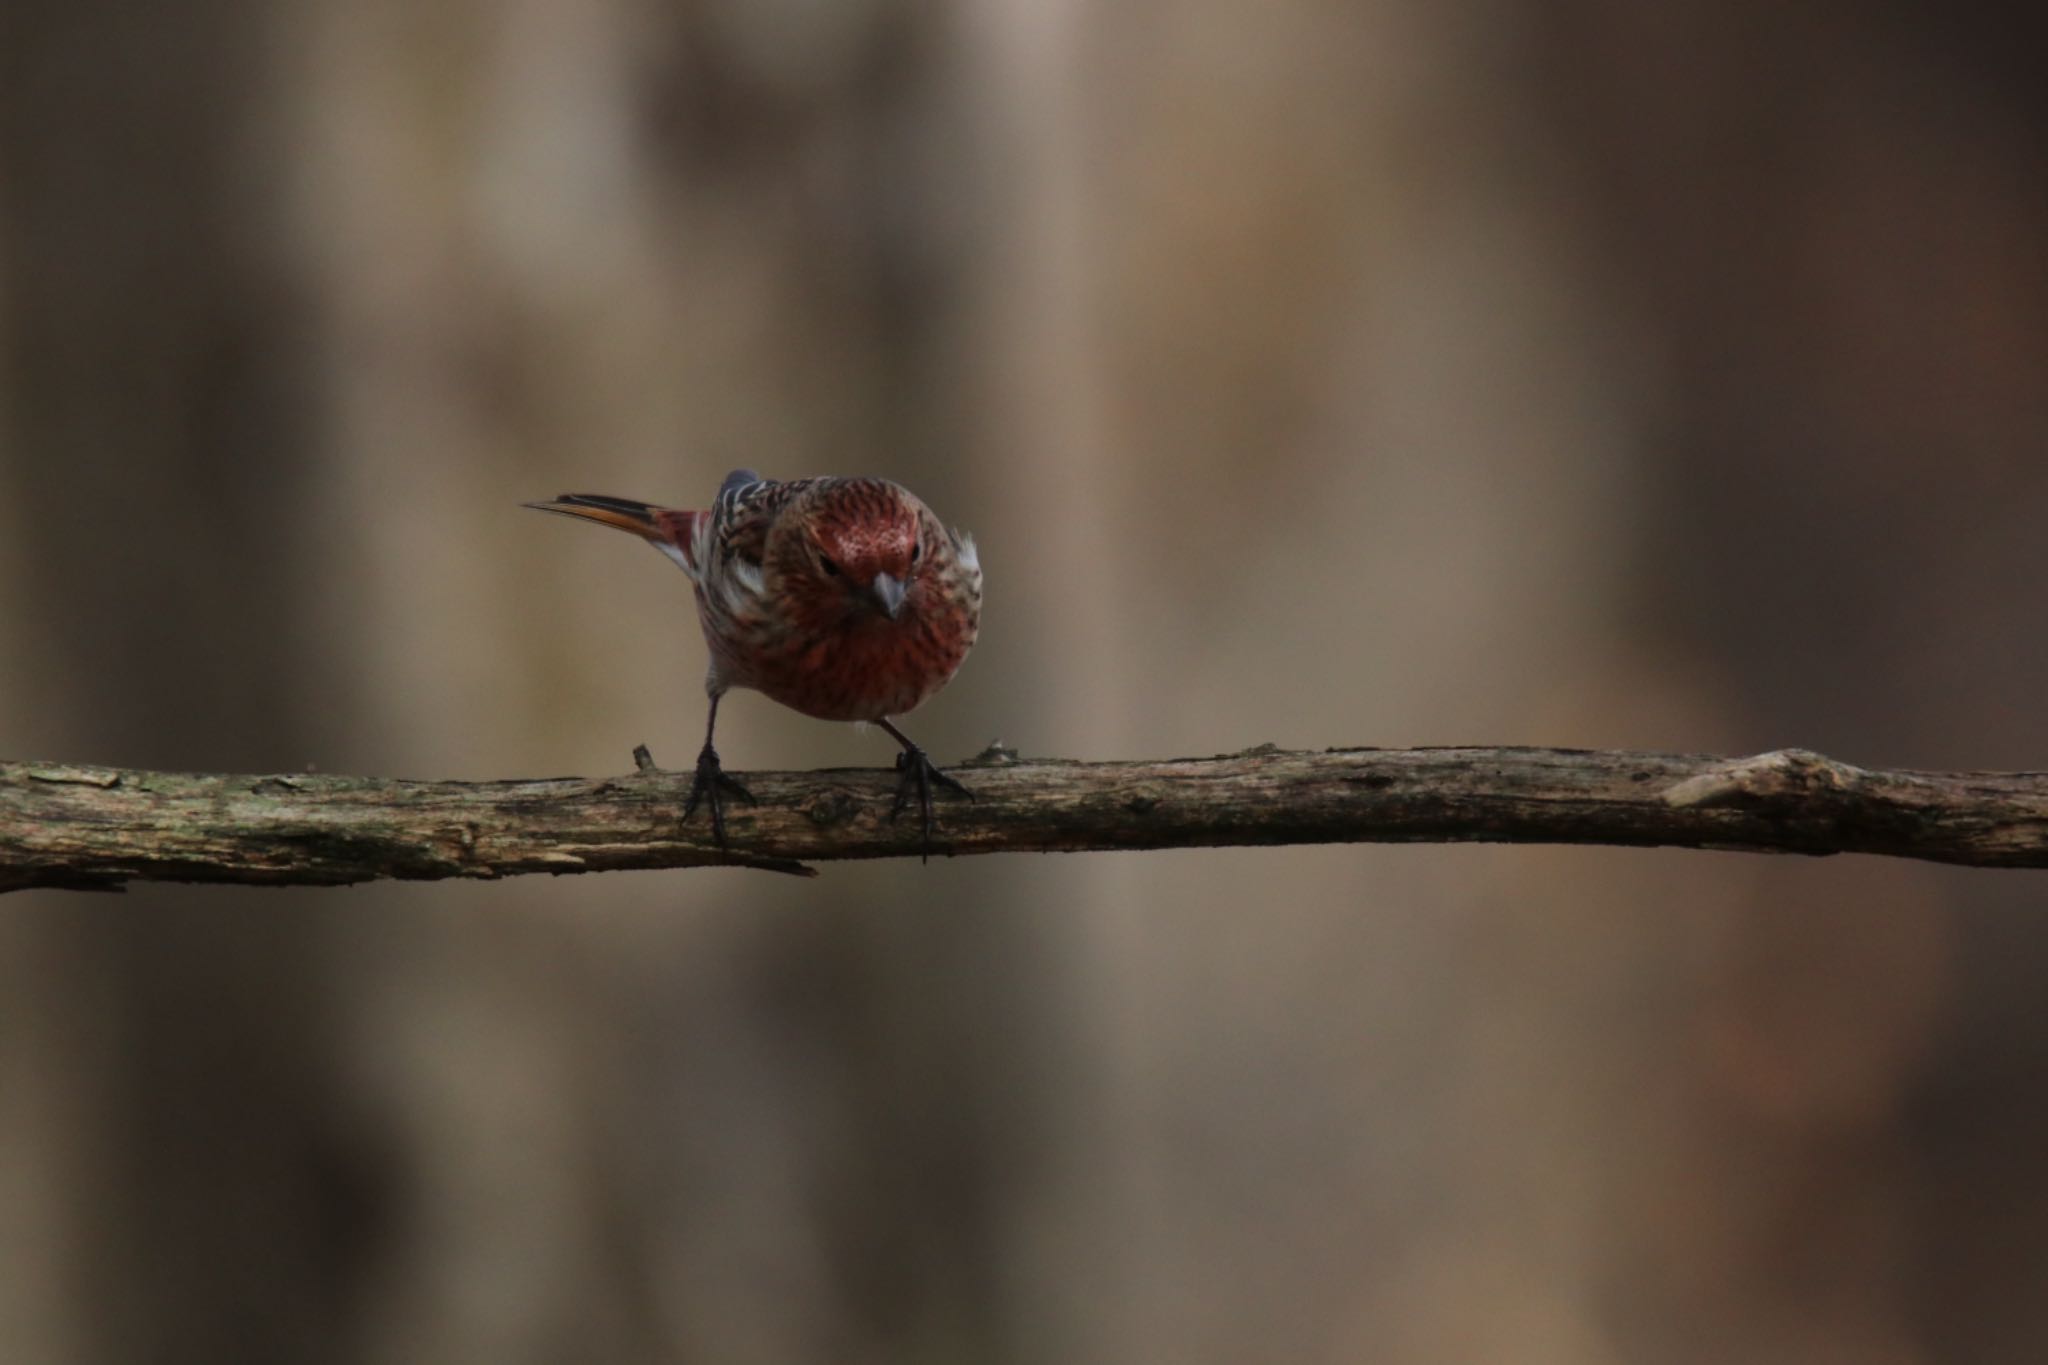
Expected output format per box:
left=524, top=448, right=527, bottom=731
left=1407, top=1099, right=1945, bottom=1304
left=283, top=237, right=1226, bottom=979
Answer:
left=5, top=744, right=2047, bottom=892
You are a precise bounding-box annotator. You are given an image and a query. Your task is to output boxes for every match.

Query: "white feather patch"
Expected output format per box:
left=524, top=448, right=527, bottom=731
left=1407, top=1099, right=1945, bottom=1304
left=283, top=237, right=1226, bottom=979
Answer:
left=653, top=541, right=693, bottom=576
left=718, top=556, right=766, bottom=616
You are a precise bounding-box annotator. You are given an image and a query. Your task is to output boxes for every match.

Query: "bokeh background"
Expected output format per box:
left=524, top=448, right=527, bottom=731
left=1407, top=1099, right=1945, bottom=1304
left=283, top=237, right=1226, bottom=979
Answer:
left=4, top=0, right=2047, bottom=1360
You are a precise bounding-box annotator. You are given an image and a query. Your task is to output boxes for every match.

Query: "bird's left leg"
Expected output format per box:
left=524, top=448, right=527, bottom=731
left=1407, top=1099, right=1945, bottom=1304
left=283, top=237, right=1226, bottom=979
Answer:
left=682, top=692, right=756, bottom=848
left=876, top=718, right=971, bottom=859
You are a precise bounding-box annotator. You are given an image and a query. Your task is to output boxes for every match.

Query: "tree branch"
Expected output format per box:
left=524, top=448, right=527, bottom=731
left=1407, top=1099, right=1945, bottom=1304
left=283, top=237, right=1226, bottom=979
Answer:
left=5, top=744, right=2047, bottom=892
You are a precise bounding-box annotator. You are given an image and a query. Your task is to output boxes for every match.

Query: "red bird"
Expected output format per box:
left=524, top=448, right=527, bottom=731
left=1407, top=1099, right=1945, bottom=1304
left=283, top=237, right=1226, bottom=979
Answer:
left=527, top=471, right=982, bottom=854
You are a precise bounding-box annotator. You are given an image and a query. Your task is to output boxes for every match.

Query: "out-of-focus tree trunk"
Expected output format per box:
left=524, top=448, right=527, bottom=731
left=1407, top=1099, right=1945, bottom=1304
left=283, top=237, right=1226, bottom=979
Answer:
left=0, top=0, right=369, bottom=1360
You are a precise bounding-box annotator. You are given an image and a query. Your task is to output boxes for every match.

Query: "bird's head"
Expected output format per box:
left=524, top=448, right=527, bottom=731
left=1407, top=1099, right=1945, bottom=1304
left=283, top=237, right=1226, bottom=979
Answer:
left=782, top=479, right=928, bottom=623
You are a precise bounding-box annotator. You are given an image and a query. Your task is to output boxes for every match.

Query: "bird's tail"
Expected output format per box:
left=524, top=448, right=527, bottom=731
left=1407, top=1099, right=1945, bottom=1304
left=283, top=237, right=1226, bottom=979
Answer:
left=524, top=494, right=704, bottom=571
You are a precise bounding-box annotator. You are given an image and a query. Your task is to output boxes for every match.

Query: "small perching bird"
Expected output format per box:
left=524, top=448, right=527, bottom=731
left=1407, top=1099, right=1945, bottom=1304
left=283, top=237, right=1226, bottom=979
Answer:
left=527, top=470, right=983, bottom=857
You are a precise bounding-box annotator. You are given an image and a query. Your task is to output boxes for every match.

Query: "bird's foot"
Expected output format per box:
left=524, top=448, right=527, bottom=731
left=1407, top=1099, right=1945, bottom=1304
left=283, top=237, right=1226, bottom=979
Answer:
left=682, top=743, right=756, bottom=849
left=890, top=745, right=973, bottom=861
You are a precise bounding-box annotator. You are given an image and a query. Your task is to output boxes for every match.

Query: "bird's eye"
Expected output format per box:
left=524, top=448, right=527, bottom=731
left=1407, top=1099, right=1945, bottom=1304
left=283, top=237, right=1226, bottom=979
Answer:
left=818, top=554, right=843, bottom=579
left=910, top=541, right=922, bottom=565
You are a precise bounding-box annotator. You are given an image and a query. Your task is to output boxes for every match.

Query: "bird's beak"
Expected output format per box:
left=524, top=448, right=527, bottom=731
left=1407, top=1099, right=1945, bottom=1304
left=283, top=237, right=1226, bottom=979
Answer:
left=872, top=572, right=907, bottom=620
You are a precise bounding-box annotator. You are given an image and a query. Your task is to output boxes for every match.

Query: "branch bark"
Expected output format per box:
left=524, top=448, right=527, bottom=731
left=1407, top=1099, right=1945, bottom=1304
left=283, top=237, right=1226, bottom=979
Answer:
left=6, top=744, right=2048, bottom=892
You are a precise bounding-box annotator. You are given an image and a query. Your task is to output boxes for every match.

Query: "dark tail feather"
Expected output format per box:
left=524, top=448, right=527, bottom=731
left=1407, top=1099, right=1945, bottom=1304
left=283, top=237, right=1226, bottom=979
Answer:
left=524, top=493, right=666, bottom=537
left=529, top=492, right=659, bottom=520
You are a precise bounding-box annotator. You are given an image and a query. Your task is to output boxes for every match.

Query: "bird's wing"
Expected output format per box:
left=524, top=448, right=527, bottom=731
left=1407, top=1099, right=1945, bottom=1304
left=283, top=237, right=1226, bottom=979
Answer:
left=710, top=473, right=816, bottom=569
left=717, top=468, right=764, bottom=500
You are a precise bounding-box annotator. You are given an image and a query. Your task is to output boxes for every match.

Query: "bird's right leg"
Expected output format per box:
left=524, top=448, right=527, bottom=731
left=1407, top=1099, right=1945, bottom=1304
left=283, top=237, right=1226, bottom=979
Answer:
left=681, top=692, right=755, bottom=848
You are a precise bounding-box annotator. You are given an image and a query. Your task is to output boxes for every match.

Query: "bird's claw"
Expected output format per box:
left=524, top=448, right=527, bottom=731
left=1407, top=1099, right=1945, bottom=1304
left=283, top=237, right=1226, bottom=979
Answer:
left=890, top=746, right=972, bottom=861
left=682, top=743, right=756, bottom=849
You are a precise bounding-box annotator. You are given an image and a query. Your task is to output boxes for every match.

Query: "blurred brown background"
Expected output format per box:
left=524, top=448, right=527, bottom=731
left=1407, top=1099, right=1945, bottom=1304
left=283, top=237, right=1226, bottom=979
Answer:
left=4, top=0, right=2047, bottom=1360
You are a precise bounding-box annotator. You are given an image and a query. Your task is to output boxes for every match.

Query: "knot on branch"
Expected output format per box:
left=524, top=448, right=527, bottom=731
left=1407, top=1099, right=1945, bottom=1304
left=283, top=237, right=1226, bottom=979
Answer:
left=1659, top=748, right=1863, bottom=809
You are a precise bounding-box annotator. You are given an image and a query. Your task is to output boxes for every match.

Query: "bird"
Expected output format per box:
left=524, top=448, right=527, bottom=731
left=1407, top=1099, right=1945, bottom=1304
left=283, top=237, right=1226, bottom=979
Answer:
left=526, top=470, right=982, bottom=858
